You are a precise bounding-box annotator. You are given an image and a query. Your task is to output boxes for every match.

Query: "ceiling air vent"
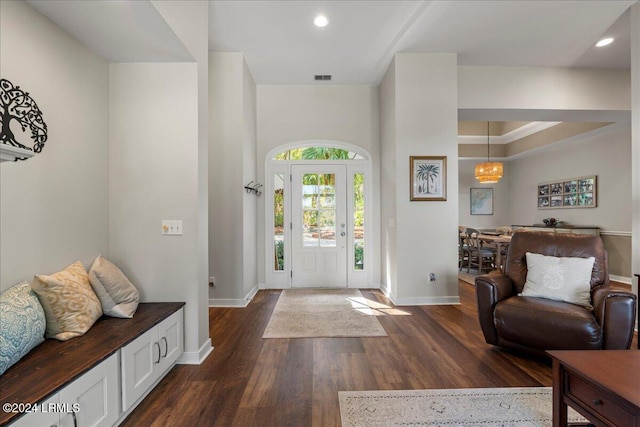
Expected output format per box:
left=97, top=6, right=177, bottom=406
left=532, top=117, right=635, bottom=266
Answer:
left=314, top=75, right=332, bottom=81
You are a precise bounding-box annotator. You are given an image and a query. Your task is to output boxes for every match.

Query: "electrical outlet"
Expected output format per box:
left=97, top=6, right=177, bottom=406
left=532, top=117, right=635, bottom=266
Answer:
left=429, top=273, right=436, bottom=282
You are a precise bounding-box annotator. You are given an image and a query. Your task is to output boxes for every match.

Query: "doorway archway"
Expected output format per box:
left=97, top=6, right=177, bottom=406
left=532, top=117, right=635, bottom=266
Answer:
left=265, top=141, right=372, bottom=289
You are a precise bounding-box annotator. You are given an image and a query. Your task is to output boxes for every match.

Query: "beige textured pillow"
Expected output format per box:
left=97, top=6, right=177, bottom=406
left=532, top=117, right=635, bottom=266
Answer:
left=31, top=261, right=103, bottom=341
left=520, top=252, right=595, bottom=309
left=88, top=255, right=139, bottom=318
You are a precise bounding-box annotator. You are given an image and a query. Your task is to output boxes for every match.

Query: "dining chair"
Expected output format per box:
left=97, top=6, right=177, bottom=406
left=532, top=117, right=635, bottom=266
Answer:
left=465, top=227, right=496, bottom=274
left=458, top=228, right=470, bottom=271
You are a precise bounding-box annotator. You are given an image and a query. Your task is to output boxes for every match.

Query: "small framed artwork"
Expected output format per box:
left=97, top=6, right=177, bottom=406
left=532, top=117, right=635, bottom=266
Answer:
left=410, top=156, right=447, bottom=201
left=470, top=188, right=493, bottom=215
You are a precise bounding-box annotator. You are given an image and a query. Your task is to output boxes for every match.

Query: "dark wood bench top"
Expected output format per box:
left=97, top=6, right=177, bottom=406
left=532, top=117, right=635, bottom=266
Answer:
left=0, top=302, right=185, bottom=425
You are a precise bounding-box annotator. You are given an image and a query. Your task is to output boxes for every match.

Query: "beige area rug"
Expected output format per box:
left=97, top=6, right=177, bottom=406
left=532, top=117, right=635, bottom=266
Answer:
left=339, top=387, right=587, bottom=427
left=262, top=289, right=388, bottom=338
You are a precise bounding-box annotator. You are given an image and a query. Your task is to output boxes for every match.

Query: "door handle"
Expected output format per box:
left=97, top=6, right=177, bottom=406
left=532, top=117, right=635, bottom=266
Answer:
left=161, top=336, right=168, bottom=358
left=340, top=231, right=346, bottom=237
left=154, top=341, right=161, bottom=364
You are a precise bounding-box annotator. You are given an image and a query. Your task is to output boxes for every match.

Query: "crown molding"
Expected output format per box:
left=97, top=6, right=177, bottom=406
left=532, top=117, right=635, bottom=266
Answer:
left=458, top=121, right=561, bottom=144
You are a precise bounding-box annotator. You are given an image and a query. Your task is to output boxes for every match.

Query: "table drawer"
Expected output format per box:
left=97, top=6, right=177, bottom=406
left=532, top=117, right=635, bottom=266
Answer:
left=567, top=373, right=636, bottom=426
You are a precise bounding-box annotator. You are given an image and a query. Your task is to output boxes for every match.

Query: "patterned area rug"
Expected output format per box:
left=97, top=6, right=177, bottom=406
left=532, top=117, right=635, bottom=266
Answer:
left=262, top=289, right=388, bottom=338
left=339, top=387, right=587, bottom=427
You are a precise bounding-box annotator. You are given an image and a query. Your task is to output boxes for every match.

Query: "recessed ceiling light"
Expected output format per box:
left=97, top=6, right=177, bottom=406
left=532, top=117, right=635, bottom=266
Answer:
left=314, top=15, right=329, bottom=28
left=596, top=37, right=614, bottom=47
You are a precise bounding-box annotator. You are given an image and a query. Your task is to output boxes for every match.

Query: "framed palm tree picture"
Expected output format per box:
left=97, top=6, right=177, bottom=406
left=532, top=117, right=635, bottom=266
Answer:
left=410, top=156, right=447, bottom=201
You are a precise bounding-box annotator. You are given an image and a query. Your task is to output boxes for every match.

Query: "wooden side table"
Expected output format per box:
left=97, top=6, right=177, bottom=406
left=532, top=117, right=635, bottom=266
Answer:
left=549, top=350, right=640, bottom=427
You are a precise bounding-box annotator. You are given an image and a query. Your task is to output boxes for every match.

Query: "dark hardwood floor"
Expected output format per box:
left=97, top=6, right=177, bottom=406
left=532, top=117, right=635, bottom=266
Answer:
left=121, top=280, right=637, bottom=427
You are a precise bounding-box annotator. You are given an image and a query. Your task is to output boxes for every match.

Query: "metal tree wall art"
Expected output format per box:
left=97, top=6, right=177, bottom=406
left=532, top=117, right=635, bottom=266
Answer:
left=0, top=78, right=48, bottom=161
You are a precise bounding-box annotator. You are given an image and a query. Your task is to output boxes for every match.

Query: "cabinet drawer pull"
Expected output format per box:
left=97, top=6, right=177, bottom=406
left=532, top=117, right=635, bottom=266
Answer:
left=161, top=336, right=168, bottom=358
left=592, top=399, right=603, bottom=406
left=154, top=341, right=161, bottom=364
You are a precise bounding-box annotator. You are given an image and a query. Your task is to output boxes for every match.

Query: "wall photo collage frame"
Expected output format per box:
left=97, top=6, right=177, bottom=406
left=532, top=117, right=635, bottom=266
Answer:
left=538, top=175, right=597, bottom=209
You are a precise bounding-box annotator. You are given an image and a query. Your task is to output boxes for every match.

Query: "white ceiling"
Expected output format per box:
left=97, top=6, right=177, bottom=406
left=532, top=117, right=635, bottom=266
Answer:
left=28, top=0, right=194, bottom=62
left=27, top=0, right=636, bottom=85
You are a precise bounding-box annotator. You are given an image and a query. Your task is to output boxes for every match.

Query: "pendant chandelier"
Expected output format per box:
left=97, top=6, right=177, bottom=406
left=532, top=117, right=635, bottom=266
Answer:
left=474, top=121, right=503, bottom=183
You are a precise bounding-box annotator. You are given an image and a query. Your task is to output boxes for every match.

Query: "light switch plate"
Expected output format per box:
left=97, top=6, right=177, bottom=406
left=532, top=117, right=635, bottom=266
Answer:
left=162, top=220, right=183, bottom=236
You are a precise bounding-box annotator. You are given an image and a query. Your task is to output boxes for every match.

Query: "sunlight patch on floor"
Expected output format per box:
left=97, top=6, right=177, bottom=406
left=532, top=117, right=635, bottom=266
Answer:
left=346, top=296, right=411, bottom=316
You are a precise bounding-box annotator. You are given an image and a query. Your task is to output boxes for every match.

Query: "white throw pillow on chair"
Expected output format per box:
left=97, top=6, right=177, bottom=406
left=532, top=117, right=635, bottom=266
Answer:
left=520, top=252, right=595, bottom=309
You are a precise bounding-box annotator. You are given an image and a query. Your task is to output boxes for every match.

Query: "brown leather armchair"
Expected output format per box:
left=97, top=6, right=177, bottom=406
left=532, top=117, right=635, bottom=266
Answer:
left=475, top=231, right=637, bottom=355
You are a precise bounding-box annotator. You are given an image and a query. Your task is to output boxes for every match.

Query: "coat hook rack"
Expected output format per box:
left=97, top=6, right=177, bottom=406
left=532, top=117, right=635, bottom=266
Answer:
left=244, top=181, right=263, bottom=197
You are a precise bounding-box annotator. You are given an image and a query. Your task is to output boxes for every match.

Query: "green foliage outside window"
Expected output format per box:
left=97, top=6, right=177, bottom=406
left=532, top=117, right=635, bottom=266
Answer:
left=274, top=240, right=284, bottom=271
left=275, top=147, right=362, bottom=161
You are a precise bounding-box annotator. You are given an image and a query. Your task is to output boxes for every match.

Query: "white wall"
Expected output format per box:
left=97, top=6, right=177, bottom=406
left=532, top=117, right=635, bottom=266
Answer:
left=152, top=0, right=212, bottom=363
left=242, top=59, right=258, bottom=298
left=0, top=0, right=109, bottom=290
left=256, top=85, right=381, bottom=287
left=152, top=0, right=211, bottom=358
left=459, top=67, right=630, bottom=113
left=209, top=52, right=258, bottom=303
left=393, top=54, right=459, bottom=304
left=509, top=126, right=632, bottom=231
left=380, top=60, right=398, bottom=297
left=109, top=63, right=201, bottom=353
left=458, top=160, right=511, bottom=229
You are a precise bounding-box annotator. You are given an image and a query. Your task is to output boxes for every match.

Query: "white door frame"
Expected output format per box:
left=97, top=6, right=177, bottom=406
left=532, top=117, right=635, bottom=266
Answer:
left=264, top=141, right=372, bottom=289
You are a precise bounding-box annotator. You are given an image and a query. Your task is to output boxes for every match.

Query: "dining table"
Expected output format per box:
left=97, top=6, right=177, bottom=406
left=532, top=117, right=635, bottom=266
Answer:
left=477, top=233, right=512, bottom=272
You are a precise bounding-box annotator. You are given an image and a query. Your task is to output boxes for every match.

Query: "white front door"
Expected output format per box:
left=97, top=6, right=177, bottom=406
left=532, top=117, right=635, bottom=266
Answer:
left=291, top=165, right=347, bottom=287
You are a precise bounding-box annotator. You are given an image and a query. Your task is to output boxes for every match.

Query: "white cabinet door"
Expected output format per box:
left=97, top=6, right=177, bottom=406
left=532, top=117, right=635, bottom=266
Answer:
left=59, top=353, right=119, bottom=427
left=9, top=395, right=59, bottom=427
left=158, top=308, right=183, bottom=372
left=120, top=327, right=160, bottom=411
left=121, top=307, right=184, bottom=413
left=11, top=355, right=119, bottom=427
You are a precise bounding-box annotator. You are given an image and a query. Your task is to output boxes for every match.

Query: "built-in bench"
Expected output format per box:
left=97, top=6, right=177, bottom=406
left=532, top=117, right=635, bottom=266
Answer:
left=0, top=302, right=184, bottom=426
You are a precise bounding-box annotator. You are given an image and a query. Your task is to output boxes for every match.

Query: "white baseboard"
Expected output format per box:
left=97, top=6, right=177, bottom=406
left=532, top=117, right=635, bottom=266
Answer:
left=379, top=282, right=393, bottom=300
left=380, top=285, right=460, bottom=306
left=610, top=274, right=632, bottom=285
left=347, top=284, right=382, bottom=289
left=245, top=285, right=259, bottom=301
left=208, top=298, right=249, bottom=307
left=392, top=296, right=461, bottom=306
left=208, top=285, right=259, bottom=307
left=177, top=338, right=213, bottom=365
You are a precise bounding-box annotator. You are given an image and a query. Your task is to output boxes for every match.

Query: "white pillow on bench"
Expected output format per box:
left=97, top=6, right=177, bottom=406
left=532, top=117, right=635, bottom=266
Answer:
left=89, top=255, right=139, bottom=318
